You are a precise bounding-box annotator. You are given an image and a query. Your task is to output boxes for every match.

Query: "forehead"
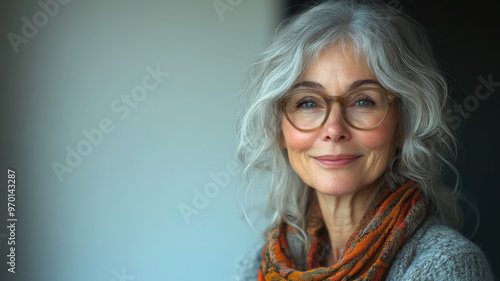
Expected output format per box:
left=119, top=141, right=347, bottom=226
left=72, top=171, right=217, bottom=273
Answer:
left=299, top=44, right=377, bottom=92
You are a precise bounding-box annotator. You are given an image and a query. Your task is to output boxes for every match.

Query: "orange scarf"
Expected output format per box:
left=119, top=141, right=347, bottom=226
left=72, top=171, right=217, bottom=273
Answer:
left=258, top=182, right=428, bottom=281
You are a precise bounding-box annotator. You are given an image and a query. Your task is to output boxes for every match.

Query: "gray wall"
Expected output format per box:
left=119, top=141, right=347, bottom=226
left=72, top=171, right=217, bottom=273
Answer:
left=0, top=0, right=281, bottom=280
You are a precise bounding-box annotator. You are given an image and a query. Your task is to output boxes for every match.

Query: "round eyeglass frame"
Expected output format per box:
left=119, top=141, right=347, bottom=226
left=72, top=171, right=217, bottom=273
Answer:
left=278, top=87, right=398, bottom=132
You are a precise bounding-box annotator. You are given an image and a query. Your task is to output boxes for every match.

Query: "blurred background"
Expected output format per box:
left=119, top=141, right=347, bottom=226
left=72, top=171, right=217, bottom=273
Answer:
left=0, top=1, right=282, bottom=280
left=0, top=0, right=498, bottom=280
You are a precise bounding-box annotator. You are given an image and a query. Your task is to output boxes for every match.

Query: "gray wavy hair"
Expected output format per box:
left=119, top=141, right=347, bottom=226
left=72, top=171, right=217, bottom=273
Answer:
left=236, top=0, right=461, bottom=250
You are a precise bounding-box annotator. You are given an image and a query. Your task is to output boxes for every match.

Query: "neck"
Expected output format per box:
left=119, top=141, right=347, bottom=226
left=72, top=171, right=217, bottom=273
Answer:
left=316, top=182, right=380, bottom=266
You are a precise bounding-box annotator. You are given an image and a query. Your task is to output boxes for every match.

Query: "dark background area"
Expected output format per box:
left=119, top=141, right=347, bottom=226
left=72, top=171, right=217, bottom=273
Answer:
left=284, top=0, right=500, bottom=276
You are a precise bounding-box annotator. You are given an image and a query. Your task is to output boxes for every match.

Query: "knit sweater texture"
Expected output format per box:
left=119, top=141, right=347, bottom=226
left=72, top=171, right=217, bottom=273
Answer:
left=233, top=219, right=494, bottom=280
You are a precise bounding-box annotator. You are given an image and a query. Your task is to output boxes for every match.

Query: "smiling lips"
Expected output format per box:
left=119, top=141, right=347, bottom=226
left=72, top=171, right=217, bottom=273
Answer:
left=313, top=154, right=362, bottom=167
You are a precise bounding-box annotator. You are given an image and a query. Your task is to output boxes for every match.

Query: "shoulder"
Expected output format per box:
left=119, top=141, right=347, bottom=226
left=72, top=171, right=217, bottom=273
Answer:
left=387, top=220, right=495, bottom=281
left=233, top=241, right=264, bottom=281
left=233, top=222, right=495, bottom=281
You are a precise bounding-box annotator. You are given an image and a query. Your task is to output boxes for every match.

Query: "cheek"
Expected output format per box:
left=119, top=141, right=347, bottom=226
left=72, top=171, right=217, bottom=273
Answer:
left=358, top=128, right=394, bottom=150
left=357, top=114, right=398, bottom=159
left=281, top=119, right=314, bottom=152
left=281, top=119, right=316, bottom=177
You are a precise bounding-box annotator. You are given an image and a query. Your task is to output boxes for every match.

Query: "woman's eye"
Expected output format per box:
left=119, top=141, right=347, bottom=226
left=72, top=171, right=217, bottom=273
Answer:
left=298, top=101, right=318, bottom=108
left=294, top=96, right=323, bottom=109
left=354, top=99, right=374, bottom=107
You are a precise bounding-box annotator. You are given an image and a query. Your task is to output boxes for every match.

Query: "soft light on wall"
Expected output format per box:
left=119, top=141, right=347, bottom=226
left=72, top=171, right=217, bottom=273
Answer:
left=0, top=0, right=282, bottom=280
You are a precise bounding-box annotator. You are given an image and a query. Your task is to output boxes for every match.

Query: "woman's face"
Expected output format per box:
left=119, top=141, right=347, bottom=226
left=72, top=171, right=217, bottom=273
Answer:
left=280, top=44, right=399, bottom=196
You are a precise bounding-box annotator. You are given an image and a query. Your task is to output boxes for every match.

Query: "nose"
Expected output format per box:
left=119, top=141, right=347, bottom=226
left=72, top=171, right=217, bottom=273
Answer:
left=320, top=102, right=351, bottom=142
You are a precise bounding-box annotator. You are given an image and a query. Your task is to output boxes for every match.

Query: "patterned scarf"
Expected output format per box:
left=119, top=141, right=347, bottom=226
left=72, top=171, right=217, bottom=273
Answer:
left=258, top=182, right=428, bottom=281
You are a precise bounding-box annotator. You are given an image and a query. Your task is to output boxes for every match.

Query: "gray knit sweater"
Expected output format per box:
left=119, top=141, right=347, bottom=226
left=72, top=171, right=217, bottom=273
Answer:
left=233, top=219, right=494, bottom=280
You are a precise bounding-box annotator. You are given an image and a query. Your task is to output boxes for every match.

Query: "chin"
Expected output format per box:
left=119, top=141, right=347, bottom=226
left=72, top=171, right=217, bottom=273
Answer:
left=310, top=178, right=366, bottom=197
left=308, top=171, right=384, bottom=198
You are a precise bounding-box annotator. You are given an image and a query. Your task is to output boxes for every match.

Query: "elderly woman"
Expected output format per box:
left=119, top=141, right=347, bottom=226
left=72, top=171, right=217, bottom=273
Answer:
left=235, top=1, right=494, bottom=280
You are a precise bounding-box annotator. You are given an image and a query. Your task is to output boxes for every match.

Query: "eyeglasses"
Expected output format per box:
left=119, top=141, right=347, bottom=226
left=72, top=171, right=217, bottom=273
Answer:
left=279, top=87, right=397, bottom=132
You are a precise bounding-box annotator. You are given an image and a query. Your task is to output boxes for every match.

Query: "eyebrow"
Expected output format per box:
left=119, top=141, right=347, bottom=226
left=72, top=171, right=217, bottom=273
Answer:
left=348, top=79, right=382, bottom=90
left=291, top=79, right=382, bottom=92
